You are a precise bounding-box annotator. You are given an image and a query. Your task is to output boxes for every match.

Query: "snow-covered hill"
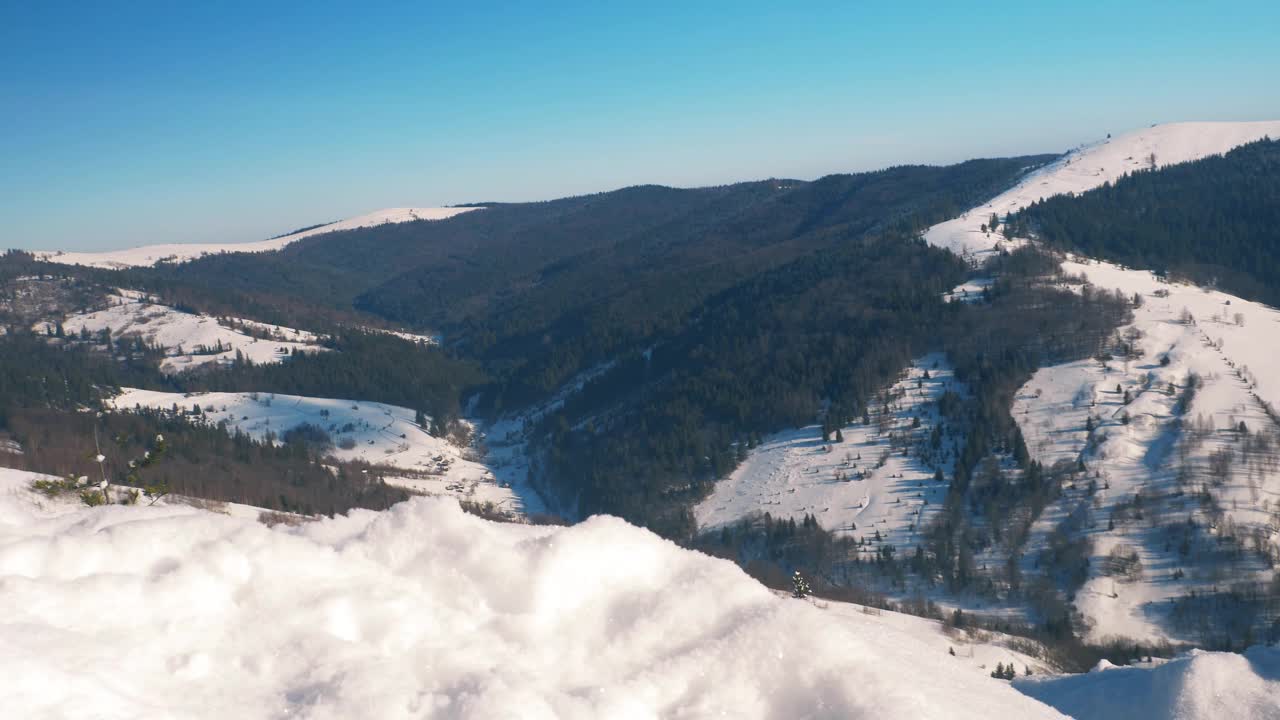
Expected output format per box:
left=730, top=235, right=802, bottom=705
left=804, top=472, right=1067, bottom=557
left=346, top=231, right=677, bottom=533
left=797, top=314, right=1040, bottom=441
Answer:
left=1013, top=259, right=1280, bottom=643
left=923, top=120, right=1280, bottom=643
left=35, top=206, right=481, bottom=269
left=926, top=120, right=1280, bottom=263
left=38, top=289, right=327, bottom=373
left=109, top=388, right=544, bottom=516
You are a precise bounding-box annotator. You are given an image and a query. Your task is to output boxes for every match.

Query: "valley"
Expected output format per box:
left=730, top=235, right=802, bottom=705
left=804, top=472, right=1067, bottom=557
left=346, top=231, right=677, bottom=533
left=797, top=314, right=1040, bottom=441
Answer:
left=5, top=119, right=1280, bottom=718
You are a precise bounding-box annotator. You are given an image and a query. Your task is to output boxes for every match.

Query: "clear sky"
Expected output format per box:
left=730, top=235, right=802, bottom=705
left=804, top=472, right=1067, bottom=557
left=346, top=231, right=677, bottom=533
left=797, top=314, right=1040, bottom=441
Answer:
left=4, top=1, right=1278, bottom=252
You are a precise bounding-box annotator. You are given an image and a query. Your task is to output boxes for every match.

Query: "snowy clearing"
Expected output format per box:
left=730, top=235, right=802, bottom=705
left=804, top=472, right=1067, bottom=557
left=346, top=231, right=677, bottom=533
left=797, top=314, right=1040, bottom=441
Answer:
left=0, top=467, right=1064, bottom=720
left=35, top=206, right=481, bottom=269
left=40, top=290, right=326, bottom=373
left=697, top=354, right=962, bottom=552
left=109, top=388, right=544, bottom=516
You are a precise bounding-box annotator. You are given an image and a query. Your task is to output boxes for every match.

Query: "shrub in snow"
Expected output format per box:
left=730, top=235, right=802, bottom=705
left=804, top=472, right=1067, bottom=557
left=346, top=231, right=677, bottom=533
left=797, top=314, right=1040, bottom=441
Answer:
left=791, top=570, right=812, bottom=598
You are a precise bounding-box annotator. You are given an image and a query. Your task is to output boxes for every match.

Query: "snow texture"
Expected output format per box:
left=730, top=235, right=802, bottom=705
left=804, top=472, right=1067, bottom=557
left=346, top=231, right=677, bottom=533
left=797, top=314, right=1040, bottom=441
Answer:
left=36, top=207, right=481, bottom=269
left=0, top=468, right=1063, bottom=720
left=1015, top=646, right=1280, bottom=720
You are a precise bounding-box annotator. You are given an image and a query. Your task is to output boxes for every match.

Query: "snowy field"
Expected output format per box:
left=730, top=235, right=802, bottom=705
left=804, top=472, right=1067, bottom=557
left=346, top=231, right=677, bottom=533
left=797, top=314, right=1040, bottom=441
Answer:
left=0, top=468, right=1065, bottom=719
left=697, top=354, right=962, bottom=552
left=35, top=206, right=481, bottom=269
left=109, top=388, right=544, bottom=516
left=40, top=290, right=326, bottom=373
left=1013, top=259, right=1280, bottom=642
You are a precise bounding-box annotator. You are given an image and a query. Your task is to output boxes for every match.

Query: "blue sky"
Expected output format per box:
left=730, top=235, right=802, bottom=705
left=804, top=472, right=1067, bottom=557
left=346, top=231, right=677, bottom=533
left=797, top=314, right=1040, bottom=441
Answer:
left=3, top=1, right=1278, bottom=251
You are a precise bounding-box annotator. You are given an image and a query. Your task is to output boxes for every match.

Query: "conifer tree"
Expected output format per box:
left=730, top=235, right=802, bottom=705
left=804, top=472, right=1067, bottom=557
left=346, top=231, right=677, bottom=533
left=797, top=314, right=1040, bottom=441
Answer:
left=791, top=570, right=811, bottom=599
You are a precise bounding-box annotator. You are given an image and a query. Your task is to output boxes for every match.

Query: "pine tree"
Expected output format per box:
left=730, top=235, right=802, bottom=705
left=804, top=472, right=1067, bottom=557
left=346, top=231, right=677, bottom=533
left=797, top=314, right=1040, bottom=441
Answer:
left=791, top=570, right=811, bottom=599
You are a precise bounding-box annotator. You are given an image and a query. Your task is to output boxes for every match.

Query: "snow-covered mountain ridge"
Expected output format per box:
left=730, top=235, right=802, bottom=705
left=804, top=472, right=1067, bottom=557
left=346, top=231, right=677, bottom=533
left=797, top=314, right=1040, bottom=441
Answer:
left=35, top=206, right=481, bottom=270
left=926, top=120, right=1280, bottom=262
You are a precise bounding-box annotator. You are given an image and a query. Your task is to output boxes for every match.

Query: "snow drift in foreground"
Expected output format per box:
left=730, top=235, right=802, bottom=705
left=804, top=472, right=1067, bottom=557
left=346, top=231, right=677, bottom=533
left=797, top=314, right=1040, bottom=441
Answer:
left=0, top=470, right=1060, bottom=720
left=1016, top=648, right=1280, bottom=720
left=35, top=207, right=481, bottom=269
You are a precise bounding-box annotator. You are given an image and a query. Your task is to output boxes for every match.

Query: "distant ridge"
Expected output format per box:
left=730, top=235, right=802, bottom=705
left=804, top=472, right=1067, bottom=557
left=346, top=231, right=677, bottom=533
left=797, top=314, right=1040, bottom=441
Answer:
left=34, top=206, right=483, bottom=270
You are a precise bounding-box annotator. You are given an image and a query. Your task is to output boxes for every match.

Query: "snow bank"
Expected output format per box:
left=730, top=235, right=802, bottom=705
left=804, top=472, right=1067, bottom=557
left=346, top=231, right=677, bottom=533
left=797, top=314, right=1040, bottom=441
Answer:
left=36, top=207, right=481, bottom=269
left=1015, top=646, right=1280, bottom=720
left=0, top=469, right=1062, bottom=719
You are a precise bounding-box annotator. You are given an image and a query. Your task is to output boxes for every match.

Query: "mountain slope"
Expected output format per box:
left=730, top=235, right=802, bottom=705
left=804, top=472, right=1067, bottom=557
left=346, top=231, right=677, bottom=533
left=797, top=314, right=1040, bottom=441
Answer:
left=925, top=120, right=1280, bottom=262
left=920, top=120, right=1280, bottom=645
left=1014, top=137, right=1280, bottom=305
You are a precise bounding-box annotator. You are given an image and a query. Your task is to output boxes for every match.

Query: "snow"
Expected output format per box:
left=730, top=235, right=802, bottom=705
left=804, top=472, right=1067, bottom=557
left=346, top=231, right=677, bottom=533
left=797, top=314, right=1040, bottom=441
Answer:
left=943, top=277, right=994, bottom=304
left=42, top=290, right=326, bottom=373
left=814, top=595, right=1057, bottom=678
left=697, top=354, right=961, bottom=552
left=35, top=207, right=481, bottom=270
left=1015, top=646, right=1280, bottom=720
left=370, top=328, right=441, bottom=346
left=108, top=388, right=544, bottom=516
left=0, top=467, right=1064, bottom=719
left=925, top=121, right=1280, bottom=263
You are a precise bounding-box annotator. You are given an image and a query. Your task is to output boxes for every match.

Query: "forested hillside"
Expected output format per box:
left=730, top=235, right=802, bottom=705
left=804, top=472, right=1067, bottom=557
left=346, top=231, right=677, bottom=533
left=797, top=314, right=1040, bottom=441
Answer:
left=136, top=158, right=1052, bottom=400
left=3, top=156, right=1058, bottom=526
left=1013, top=138, right=1280, bottom=304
